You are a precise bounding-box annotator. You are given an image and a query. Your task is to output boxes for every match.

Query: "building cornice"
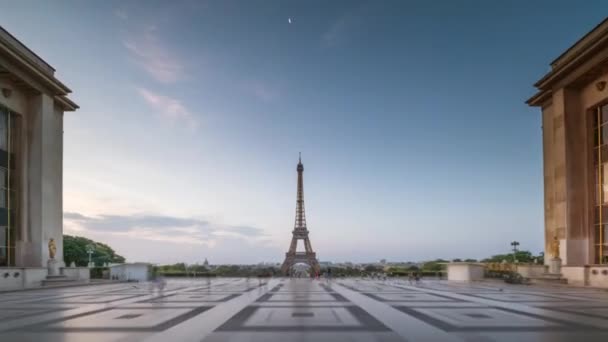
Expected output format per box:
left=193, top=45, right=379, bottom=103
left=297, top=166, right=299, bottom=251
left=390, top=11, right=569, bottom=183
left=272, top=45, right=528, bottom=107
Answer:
left=55, top=95, right=79, bottom=111
left=0, top=26, right=77, bottom=111
left=527, top=17, right=608, bottom=107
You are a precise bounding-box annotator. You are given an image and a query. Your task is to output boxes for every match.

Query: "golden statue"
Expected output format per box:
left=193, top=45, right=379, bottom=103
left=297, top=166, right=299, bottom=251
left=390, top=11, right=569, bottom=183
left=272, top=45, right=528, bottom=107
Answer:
left=48, top=238, right=57, bottom=260
left=550, top=235, right=560, bottom=259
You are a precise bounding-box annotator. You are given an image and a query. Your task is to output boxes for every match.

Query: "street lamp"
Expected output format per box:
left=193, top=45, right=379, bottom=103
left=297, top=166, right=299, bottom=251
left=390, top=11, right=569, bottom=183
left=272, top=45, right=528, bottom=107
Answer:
left=86, top=244, right=95, bottom=268
left=510, top=241, right=520, bottom=262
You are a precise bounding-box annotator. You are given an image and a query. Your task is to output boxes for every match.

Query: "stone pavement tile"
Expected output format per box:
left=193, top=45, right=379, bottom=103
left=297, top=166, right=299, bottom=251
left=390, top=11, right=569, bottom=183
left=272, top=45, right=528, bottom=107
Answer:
left=541, top=306, right=608, bottom=319
left=142, top=293, right=241, bottom=303
left=140, top=279, right=278, bottom=342
left=30, top=306, right=211, bottom=332
left=0, top=307, right=72, bottom=321
left=363, top=292, right=467, bottom=303
left=0, top=292, right=85, bottom=304
left=0, top=331, right=151, bottom=342
left=512, top=301, right=601, bottom=308
left=203, top=331, right=404, bottom=341
left=335, top=282, right=460, bottom=341
left=249, top=301, right=355, bottom=307
left=3, top=278, right=608, bottom=342
left=216, top=305, right=389, bottom=332
left=393, top=306, right=576, bottom=332
left=458, top=293, right=580, bottom=303
left=455, top=331, right=608, bottom=342
left=40, top=294, right=146, bottom=304
left=256, top=292, right=347, bottom=302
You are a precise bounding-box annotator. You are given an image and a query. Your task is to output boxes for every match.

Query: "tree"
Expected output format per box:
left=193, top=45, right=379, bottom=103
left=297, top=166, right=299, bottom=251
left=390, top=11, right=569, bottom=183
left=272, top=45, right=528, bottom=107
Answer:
left=481, top=251, right=537, bottom=263
left=364, top=265, right=383, bottom=273
left=63, top=235, right=125, bottom=267
left=422, top=259, right=448, bottom=272
left=189, top=264, right=209, bottom=273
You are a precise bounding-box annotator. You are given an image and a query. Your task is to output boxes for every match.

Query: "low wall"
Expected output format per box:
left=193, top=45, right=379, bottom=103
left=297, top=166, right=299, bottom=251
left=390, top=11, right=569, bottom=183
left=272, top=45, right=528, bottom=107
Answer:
left=561, top=266, right=587, bottom=286
left=0, top=267, right=47, bottom=291
left=110, top=264, right=150, bottom=282
left=447, top=263, right=485, bottom=281
left=516, top=264, right=547, bottom=278
left=588, top=265, right=608, bottom=288
left=61, top=267, right=90, bottom=281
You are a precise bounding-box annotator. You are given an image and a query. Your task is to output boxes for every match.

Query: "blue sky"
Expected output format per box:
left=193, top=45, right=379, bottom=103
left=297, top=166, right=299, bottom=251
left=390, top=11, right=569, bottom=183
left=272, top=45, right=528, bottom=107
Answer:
left=1, top=0, right=606, bottom=264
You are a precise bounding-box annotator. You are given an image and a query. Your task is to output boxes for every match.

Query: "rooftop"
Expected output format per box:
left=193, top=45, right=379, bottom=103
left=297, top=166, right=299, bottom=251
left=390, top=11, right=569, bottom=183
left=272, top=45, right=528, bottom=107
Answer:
left=527, top=17, right=608, bottom=106
left=0, top=26, right=78, bottom=111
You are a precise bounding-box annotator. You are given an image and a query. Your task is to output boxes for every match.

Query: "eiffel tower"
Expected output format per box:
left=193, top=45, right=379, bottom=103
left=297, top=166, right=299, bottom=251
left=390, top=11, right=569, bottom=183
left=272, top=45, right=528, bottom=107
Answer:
left=281, top=154, right=320, bottom=276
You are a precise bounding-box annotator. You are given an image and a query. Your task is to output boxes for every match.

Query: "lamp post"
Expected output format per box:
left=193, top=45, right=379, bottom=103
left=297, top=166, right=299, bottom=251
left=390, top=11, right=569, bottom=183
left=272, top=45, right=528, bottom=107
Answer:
left=86, top=244, right=95, bottom=268
left=510, top=241, right=520, bottom=263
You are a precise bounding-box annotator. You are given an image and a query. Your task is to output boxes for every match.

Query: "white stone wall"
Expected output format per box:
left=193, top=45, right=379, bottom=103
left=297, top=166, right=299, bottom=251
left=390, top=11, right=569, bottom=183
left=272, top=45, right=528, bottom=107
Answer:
left=561, top=266, right=588, bottom=286
left=60, top=267, right=90, bottom=281
left=110, top=264, right=150, bottom=282
left=447, top=263, right=485, bottom=281
left=0, top=267, right=47, bottom=290
left=588, top=266, right=608, bottom=288
left=0, top=268, right=24, bottom=290
left=516, top=265, right=547, bottom=278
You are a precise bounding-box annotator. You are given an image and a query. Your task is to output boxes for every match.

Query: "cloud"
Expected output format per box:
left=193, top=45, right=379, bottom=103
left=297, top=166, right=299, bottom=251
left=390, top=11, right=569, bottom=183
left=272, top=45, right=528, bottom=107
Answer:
left=114, top=8, right=128, bottom=20
left=123, top=26, right=183, bottom=83
left=64, top=211, right=267, bottom=247
left=249, top=81, right=280, bottom=102
left=240, top=80, right=281, bottom=103
left=322, top=10, right=363, bottom=47
left=137, top=87, right=198, bottom=129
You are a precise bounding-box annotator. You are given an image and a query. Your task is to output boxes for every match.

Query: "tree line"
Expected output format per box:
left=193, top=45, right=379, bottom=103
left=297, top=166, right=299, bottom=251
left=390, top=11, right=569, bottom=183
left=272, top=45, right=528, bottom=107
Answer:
left=63, top=235, right=125, bottom=267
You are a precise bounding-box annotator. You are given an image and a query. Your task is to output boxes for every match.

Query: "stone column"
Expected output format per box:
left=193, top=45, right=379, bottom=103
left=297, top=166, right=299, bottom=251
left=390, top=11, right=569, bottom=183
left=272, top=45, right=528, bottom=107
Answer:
left=25, top=93, right=64, bottom=267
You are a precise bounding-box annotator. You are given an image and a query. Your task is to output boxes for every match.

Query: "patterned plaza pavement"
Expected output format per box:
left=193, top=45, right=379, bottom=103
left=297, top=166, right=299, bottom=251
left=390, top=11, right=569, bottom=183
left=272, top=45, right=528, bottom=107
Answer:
left=1, top=278, right=608, bottom=341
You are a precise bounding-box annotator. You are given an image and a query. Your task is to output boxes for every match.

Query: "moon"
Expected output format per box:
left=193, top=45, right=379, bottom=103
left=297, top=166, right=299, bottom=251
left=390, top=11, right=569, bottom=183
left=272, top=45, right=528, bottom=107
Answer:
left=288, top=18, right=292, bottom=24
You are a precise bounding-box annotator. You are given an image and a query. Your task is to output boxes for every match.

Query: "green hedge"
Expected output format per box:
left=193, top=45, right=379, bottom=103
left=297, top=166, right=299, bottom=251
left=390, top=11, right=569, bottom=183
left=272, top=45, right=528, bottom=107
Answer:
left=90, top=267, right=109, bottom=279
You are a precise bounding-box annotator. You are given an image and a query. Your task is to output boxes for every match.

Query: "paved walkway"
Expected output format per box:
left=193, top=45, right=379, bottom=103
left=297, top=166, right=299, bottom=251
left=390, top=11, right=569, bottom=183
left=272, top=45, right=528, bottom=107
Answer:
left=1, top=278, right=607, bottom=341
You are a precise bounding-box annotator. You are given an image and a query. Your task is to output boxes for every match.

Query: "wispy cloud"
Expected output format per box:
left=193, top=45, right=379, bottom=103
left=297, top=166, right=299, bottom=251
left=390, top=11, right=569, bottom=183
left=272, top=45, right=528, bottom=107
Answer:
left=137, top=87, right=198, bottom=129
left=247, top=80, right=280, bottom=102
left=114, top=8, right=128, bottom=21
left=322, top=10, right=363, bottom=48
left=123, top=26, right=183, bottom=83
left=64, top=211, right=266, bottom=247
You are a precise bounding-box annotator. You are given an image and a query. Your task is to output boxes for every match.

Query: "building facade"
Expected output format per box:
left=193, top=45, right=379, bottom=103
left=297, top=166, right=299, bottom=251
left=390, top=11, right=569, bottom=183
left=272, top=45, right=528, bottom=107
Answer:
left=528, top=19, right=608, bottom=269
left=0, top=26, right=77, bottom=268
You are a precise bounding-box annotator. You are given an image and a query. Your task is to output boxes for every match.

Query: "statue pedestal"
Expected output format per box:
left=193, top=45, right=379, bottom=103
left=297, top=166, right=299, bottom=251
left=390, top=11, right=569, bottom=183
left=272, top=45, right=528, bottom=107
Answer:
left=549, top=257, right=562, bottom=274
left=47, top=259, right=61, bottom=276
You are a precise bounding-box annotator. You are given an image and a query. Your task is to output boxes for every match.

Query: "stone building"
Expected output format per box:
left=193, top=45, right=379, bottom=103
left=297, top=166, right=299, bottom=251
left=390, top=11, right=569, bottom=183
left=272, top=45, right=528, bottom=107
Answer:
left=0, top=26, right=77, bottom=273
left=528, top=18, right=608, bottom=286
